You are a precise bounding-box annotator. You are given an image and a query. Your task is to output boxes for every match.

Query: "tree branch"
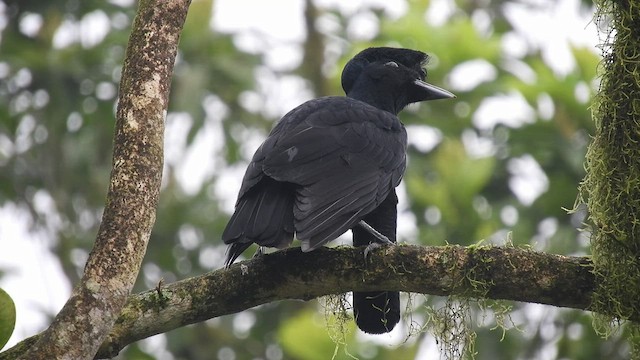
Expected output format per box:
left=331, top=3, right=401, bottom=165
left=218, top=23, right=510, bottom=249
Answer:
left=86, top=244, right=595, bottom=358
left=11, top=1, right=190, bottom=359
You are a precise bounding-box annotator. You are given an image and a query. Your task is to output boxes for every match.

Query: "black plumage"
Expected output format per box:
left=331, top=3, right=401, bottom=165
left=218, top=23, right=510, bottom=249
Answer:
left=222, top=47, right=454, bottom=334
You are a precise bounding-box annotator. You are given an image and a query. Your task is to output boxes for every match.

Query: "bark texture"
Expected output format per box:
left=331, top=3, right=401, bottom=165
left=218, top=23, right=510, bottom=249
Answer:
left=13, top=0, right=190, bottom=359
left=82, top=244, right=592, bottom=358
left=3, top=244, right=600, bottom=359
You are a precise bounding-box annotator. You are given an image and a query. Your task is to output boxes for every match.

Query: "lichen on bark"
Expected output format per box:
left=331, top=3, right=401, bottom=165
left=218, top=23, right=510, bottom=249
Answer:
left=12, top=1, right=191, bottom=359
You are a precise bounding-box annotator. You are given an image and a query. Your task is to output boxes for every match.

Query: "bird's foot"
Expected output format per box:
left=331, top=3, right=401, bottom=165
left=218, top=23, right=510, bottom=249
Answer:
left=363, top=242, right=384, bottom=259
left=358, top=220, right=395, bottom=261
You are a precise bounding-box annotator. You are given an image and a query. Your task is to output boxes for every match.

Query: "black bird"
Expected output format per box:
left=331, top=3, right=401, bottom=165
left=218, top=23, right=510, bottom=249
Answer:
left=222, top=47, right=454, bottom=334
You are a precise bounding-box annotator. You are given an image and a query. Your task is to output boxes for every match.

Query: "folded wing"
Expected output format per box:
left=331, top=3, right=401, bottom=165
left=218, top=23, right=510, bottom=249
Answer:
left=260, top=98, right=407, bottom=251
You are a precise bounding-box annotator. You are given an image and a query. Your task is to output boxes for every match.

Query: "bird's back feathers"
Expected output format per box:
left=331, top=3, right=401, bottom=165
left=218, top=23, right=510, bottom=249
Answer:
left=221, top=97, right=406, bottom=259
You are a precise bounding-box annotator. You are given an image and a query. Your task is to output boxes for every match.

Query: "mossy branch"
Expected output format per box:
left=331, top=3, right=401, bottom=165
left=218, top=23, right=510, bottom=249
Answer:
left=95, top=245, right=600, bottom=358
left=11, top=244, right=598, bottom=359
left=581, top=0, right=640, bottom=343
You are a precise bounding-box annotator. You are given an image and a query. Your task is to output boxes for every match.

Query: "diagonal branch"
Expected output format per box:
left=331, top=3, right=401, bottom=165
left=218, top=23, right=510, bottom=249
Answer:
left=85, top=244, right=596, bottom=358
left=12, top=1, right=190, bottom=359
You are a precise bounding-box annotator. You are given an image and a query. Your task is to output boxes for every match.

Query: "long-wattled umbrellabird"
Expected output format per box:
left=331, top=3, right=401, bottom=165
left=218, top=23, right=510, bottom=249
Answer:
left=222, top=47, right=455, bottom=334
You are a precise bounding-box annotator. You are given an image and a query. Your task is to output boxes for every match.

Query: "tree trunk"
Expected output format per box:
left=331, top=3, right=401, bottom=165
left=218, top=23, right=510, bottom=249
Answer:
left=11, top=1, right=190, bottom=359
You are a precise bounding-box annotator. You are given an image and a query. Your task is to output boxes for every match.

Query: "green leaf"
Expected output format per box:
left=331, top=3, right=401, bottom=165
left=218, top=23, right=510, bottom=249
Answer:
left=278, top=309, right=356, bottom=360
left=409, top=139, right=496, bottom=209
left=0, top=288, right=16, bottom=350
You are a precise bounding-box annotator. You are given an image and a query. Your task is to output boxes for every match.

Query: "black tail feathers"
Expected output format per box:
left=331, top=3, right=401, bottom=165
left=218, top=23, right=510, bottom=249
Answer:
left=353, top=290, right=400, bottom=334
left=352, top=190, right=400, bottom=333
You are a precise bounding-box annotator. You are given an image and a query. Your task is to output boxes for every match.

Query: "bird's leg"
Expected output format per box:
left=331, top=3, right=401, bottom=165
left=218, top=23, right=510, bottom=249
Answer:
left=358, top=220, right=393, bottom=244
left=358, top=220, right=394, bottom=259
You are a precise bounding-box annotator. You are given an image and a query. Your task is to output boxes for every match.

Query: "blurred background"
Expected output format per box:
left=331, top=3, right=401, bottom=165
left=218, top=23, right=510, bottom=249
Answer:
left=0, top=0, right=628, bottom=358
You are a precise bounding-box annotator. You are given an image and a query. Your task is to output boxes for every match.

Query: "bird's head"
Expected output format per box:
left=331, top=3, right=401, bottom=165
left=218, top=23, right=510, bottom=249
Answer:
left=341, top=47, right=455, bottom=114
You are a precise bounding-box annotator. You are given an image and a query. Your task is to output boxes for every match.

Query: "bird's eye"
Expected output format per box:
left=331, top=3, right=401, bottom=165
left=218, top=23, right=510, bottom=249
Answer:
left=384, top=61, right=399, bottom=67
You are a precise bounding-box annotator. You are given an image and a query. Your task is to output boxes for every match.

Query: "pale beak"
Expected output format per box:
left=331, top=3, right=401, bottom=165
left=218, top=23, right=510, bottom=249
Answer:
left=413, top=79, right=456, bottom=101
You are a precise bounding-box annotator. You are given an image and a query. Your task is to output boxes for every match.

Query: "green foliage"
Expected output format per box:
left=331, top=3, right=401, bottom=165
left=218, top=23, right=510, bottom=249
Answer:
left=279, top=309, right=354, bottom=360
left=0, top=288, right=16, bottom=351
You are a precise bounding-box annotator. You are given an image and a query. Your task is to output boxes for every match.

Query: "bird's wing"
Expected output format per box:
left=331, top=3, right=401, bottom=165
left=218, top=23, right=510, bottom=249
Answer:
left=260, top=98, right=407, bottom=250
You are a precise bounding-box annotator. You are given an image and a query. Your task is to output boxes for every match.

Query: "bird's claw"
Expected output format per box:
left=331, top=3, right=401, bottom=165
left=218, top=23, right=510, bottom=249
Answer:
left=358, top=220, right=395, bottom=261
left=364, top=242, right=381, bottom=260
left=363, top=241, right=396, bottom=261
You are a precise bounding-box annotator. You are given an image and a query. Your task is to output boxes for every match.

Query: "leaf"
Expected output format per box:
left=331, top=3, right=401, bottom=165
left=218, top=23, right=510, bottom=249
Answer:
left=278, top=309, right=356, bottom=360
left=0, top=287, right=16, bottom=350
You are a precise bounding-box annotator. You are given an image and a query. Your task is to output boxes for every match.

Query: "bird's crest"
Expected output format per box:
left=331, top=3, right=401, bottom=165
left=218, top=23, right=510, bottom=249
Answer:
left=341, top=47, right=429, bottom=94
